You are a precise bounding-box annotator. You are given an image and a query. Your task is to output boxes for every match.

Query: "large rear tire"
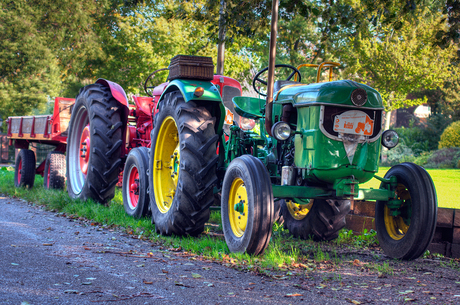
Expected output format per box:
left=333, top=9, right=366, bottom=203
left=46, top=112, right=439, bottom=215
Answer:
left=280, top=198, right=350, bottom=241
left=221, top=155, right=274, bottom=255
left=376, top=162, right=437, bottom=260
left=66, top=83, right=123, bottom=204
left=149, top=91, right=218, bottom=236
left=43, top=151, right=66, bottom=190
left=14, top=149, right=36, bottom=188
left=122, top=147, right=150, bottom=218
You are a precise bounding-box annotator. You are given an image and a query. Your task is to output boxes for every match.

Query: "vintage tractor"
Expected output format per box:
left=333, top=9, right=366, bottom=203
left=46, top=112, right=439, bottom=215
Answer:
left=65, top=62, right=242, bottom=220
left=148, top=6, right=437, bottom=260
left=217, top=61, right=437, bottom=260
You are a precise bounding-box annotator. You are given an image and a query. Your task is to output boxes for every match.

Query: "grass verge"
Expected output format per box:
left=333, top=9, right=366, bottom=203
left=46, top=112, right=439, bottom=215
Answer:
left=1, top=166, right=457, bottom=278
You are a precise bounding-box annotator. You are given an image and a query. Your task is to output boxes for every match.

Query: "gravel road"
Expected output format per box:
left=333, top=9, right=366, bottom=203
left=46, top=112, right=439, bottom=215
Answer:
left=0, top=196, right=344, bottom=305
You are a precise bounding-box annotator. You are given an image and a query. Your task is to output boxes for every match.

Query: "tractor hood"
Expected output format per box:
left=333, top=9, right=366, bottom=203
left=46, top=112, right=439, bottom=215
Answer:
left=275, top=80, right=384, bottom=109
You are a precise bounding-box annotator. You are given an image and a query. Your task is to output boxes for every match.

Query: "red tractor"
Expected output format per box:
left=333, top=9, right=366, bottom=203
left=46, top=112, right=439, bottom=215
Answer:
left=65, top=60, right=243, bottom=219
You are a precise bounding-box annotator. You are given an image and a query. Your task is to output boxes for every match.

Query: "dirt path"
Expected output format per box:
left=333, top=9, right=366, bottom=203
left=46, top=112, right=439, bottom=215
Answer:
left=0, top=195, right=459, bottom=304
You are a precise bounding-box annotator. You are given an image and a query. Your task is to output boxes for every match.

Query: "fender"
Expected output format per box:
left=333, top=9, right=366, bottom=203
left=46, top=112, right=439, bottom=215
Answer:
left=96, top=79, right=129, bottom=108
left=158, top=79, right=225, bottom=136
left=95, top=78, right=130, bottom=158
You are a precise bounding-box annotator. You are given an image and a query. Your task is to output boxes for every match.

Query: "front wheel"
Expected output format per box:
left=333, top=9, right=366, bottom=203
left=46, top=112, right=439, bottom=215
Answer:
left=376, top=162, right=437, bottom=260
left=149, top=91, right=218, bottom=236
left=280, top=198, right=351, bottom=241
left=221, top=155, right=274, bottom=255
left=43, top=151, right=66, bottom=190
left=14, top=149, right=36, bottom=188
left=122, top=147, right=150, bottom=218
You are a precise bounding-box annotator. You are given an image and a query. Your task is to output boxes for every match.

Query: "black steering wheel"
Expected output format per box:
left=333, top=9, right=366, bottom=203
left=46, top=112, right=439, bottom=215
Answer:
left=144, top=68, right=169, bottom=97
left=252, top=64, right=302, bottom=96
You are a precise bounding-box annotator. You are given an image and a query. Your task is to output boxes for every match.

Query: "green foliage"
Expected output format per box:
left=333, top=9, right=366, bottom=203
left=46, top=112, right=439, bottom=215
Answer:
left=0, top=0, right=107, bottom=119
left=424, top=148, right=460, bottom=168
left=439, top=121, right=460, bottom=149
left=337, top=229, right=378, bottom=248
left=341, top=9, right=457, bottom=113
left=394, top=114, right=452, bottom=156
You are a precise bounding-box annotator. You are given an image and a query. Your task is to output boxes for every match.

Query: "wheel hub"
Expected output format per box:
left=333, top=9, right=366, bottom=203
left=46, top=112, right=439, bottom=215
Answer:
left=228, top=178, right=248, bottom=237
left=384, top=183, right=411, bottom=240
left=153, top=116, right=180, bottom=214
left=286, top=199, right=313, bottom=220
left=79, top=124, right=91, bottom=175
left=127, top=165, right=140, bottom=209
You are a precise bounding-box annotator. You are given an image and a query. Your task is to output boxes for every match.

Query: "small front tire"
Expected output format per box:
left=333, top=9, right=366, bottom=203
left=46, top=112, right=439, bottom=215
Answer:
left=122, top=147, right=150, bottom=218
left=376, top=162, right=437, bottom=260
left=221, top=155, right=274, bottom=255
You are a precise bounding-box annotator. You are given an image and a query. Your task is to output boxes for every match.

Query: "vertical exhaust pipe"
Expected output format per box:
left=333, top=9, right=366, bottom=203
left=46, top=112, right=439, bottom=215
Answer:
left=265, top=0, right=279, bottom=137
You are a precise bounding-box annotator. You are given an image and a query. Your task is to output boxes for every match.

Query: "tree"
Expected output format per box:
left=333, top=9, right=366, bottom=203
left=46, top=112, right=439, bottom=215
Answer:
left=0, top=0, right=108, bottom=121
left=340, top=9, right=457, bottom=129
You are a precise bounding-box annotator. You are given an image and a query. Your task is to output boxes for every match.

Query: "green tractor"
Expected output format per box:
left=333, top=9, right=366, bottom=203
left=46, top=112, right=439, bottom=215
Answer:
left=148, top=2, right=437, bottom=260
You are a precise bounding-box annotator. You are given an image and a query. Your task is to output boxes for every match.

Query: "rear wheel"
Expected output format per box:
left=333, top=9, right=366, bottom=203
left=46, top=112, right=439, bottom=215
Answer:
left=149, top=91, right=218, bottom=236
left=66, top=83, right=123, bottom=204
left=376, top=162, right=437, bottom=260
left=221, top=155, right=274, bottom=255
left=280, top=198, right=350, bottom=241
left=43, top=151, right=66, bottom=190
left=14, top=149, right=36, bottom=188
left=122, top=147, right=150, bottom=218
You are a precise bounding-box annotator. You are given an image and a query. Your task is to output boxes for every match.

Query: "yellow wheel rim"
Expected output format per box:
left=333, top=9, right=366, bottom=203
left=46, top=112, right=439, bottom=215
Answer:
left=384, top=183, right=411, bottom=240
left=153, top=116, right=180, bottom=214
left=286, top=199, right=313, bottom=220
left=228, top=178, right=248, bottom=237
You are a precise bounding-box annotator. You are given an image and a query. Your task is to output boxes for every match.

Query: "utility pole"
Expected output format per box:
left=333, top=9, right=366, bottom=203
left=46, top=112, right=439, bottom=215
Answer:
left=216, top=0, right=226, bottom=75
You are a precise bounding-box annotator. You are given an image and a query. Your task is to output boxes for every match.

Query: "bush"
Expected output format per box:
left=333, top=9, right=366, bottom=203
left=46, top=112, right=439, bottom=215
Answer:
left=438, top=121, right=460, bottom=149
left=380, top=143, right=416, bottom=167
left=395, top=114, right=452, bottom=156
left=424, top=147, right=460, bottom=169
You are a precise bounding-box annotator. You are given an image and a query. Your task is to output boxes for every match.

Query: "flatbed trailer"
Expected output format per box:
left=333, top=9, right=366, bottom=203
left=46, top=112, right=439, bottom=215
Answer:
left=7, top=97, right=75, bottom=189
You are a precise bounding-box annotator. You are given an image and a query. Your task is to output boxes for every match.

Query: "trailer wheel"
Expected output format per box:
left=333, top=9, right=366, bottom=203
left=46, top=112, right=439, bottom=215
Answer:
left=280, top=199, right=350, bottom=241
left=122, top=147, right=150, bottom=218
left=149, top=91, right=218, bottom=236
left=376, top=162, right=437, bottom=260
left=66, top=83, right=123, bottom=204
left=14, top=149, right=36, bottom=188
left=43, top=151, right=66, bottom=190
left=221, top=155, right=274, bottom=255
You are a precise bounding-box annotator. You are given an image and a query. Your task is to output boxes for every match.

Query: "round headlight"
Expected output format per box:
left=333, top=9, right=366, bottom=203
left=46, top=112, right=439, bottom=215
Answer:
left=351, top=88, right=368, bottom=106
left=382, top=130, right=399, bottom=149
left=240, top=117, right=256, bottom=130
left=271, top=121, right=291, bottom=141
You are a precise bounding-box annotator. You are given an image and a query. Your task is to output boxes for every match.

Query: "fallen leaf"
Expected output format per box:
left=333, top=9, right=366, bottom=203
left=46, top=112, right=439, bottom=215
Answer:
left=192, top=273, right=202, bottom=278
left=162, top=270, right=168, bottom=274
left=64, top=290, right=79, bottom=294
left=353, top=259, right=361, bottom=267
left=285, top=293, right=303, bottom=297
left=11, top=263, right=19, bottom=266
left=81, top=282, right=92, bottom=285
left=174, top=281, right=184, bottom=286
left=43, top=243, right=53, bottom=246
left=143, top=280, right=153, bottom=285
left=404, top=298, right=416, bottom=302
left=86, top=278, right=96, bottom=280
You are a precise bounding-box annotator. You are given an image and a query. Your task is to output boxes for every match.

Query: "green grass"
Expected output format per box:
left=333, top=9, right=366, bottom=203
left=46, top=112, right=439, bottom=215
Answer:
left=1, top=165, right=457, bottom=275
left=360, top=167, right=460, bottom=209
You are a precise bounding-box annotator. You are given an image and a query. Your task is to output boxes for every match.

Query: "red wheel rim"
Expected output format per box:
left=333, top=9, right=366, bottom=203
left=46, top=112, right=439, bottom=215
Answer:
left=46, top=161, right=51, bottom=188
left=79, top=124, right=90, bottom=175
left=128, top=166, right=140, bottom=209
left=18, top=159, right=22, bottom=184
